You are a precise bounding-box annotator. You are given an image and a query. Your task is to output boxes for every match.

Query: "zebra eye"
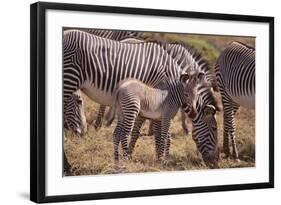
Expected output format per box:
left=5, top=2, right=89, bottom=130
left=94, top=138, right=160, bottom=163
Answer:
left=204, top=105, right=216, bottom=116
left=77, top=99, right=83, bottom=105
left=180, top=73, right=190, bottom=84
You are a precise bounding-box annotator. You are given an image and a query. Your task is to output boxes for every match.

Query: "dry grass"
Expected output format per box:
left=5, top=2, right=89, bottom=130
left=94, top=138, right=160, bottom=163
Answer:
left=65, top=94, right=255, bottom=176
left=64, top=33, right=255, bottom=176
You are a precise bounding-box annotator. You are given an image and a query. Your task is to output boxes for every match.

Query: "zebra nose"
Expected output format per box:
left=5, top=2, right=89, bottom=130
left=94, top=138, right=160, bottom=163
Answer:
left=77, top=125, right=88, bottom=136
left=75, top=128, right=82, bottom=135
left=64, top=122, right=69, bottom=129
left=204, top=151, right=220, bottom=169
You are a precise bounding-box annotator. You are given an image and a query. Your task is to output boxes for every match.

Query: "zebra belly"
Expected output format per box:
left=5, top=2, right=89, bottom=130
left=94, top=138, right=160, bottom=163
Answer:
left=231, top=94, right=255, bottom=109
left=139, top=109, right=162, bottom=121
left=81, top=86, right=113, bottom=106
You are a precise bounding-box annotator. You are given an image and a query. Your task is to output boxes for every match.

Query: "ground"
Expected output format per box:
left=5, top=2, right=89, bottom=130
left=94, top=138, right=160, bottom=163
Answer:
left=64, top=32, right=255, bottom=176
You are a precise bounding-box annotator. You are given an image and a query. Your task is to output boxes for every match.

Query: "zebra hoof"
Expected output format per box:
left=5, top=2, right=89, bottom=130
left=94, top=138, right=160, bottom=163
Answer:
left=161, top=159, right=169, bottom=166
left=234, top=158, right=240, bottom=163
left=93, top=121, right=102, bottom=131
left=156, top=156, right=165, bottom=163
left=123, top=155, right=129, bottom=161
left=223, top=154, right=230, bottom=159
left=127, top=154, right=133, bottom=160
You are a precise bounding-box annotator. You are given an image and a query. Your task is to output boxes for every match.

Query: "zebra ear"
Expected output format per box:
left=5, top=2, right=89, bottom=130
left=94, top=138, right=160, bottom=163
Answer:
left=75, top=96, right=83, bottom=105
left=180, top=73, right=189, bottom=84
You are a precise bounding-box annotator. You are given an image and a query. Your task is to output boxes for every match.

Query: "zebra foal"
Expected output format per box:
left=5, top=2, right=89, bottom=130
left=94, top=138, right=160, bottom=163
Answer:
left=106, top=71, right=204, bottom=161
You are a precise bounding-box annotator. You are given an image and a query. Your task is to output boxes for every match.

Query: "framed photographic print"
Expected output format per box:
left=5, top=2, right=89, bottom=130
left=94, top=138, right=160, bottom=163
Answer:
left=30, top=1, right=274, bottom=203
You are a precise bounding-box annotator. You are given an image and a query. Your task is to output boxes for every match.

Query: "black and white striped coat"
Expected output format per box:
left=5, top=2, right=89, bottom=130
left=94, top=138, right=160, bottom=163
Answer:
left=106, top=71, right=202, bottom=161
left=215, top=41, right=255, bottom=160
left=63, top=30, right=220, bottom=166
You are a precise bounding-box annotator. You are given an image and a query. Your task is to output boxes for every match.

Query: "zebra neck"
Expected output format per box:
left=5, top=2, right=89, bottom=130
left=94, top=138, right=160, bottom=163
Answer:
left=165, top=44, right=191, bottom=72
left=167, top=81, right=185, bottom=108
left=63, top=70, right=81, bottom=100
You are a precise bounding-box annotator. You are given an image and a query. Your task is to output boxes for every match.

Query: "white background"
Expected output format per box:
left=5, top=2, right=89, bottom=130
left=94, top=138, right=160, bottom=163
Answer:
left=0, top=0, right=279, bottom=204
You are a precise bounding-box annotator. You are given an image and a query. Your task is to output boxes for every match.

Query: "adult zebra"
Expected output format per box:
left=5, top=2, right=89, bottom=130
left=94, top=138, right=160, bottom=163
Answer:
left=63, top=30, right=220, bottom=166
left=63, top=28, right=141, bottom=130
left=215, top=41, right=255, bottom=161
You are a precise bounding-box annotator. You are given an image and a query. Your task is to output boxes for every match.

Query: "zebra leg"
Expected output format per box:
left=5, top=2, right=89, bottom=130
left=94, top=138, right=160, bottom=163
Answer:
left=119, top=101, right=140, bottom=160
left=93, top=105, right=106, bottom=130
left=150, top=121, right=171, bottom=158
left=230, top=107, right=240, bottom=161
left=223, top=103, right=239, bottom=160
left=128, top=116, right=146, bottom=157
left=151, top=121, right=161, bottom=160
left=160, top=119, right=171, bottom=160
left=181, top=110, right=189, bottom=135
left=223, top=105, right=231, bottom=158
left=113, top=121, right=123, bottom=162
left=164, top=132, right=171, bottom=158
left=147, top=120, right=154, bottom=136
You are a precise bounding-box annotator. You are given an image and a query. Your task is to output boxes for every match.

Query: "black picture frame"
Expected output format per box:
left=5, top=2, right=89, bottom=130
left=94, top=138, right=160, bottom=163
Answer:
left=30, top=1, right=274, bottom=203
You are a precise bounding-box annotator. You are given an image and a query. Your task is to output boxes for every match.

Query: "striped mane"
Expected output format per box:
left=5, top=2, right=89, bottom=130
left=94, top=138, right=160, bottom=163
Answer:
left=231, top=41, right=255, bottom=51
left=141, top=38, right=212, bottom=73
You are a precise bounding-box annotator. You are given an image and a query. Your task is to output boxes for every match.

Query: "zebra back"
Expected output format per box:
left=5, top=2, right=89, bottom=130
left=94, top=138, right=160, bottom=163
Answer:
left=216, top=41, right=255, bottom=98
left=63, top=30, right=181, bottom=101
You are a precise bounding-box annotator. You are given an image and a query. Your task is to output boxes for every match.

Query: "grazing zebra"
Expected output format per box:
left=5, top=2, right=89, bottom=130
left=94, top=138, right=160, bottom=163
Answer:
left=64, top=28, right=142, bottom=130
left=64, top=90, right=87, bottom=135
left=106, top=71, right=203, bottom=161
left=63, top=30, right=219, bottom=167
left=215, top=41, right=255, bottom=161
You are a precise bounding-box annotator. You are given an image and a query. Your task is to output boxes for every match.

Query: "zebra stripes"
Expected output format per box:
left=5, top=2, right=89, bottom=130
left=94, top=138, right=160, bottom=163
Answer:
left=63, top=29, right=220, bottom=167
left=79, top=28, right=141, bottom=41
left=106, top=71, right=203, bottom=161
left=215, top=41, right=255, bottom=160
left=121, top=41, right=220, bottom=164
left=95, top=38, right=217, bottom=134
left=63, top=90, right=87, bottom=135
left=78, top=30, right=142, bottom=130
left=63, top=30, right=179, bottom=99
